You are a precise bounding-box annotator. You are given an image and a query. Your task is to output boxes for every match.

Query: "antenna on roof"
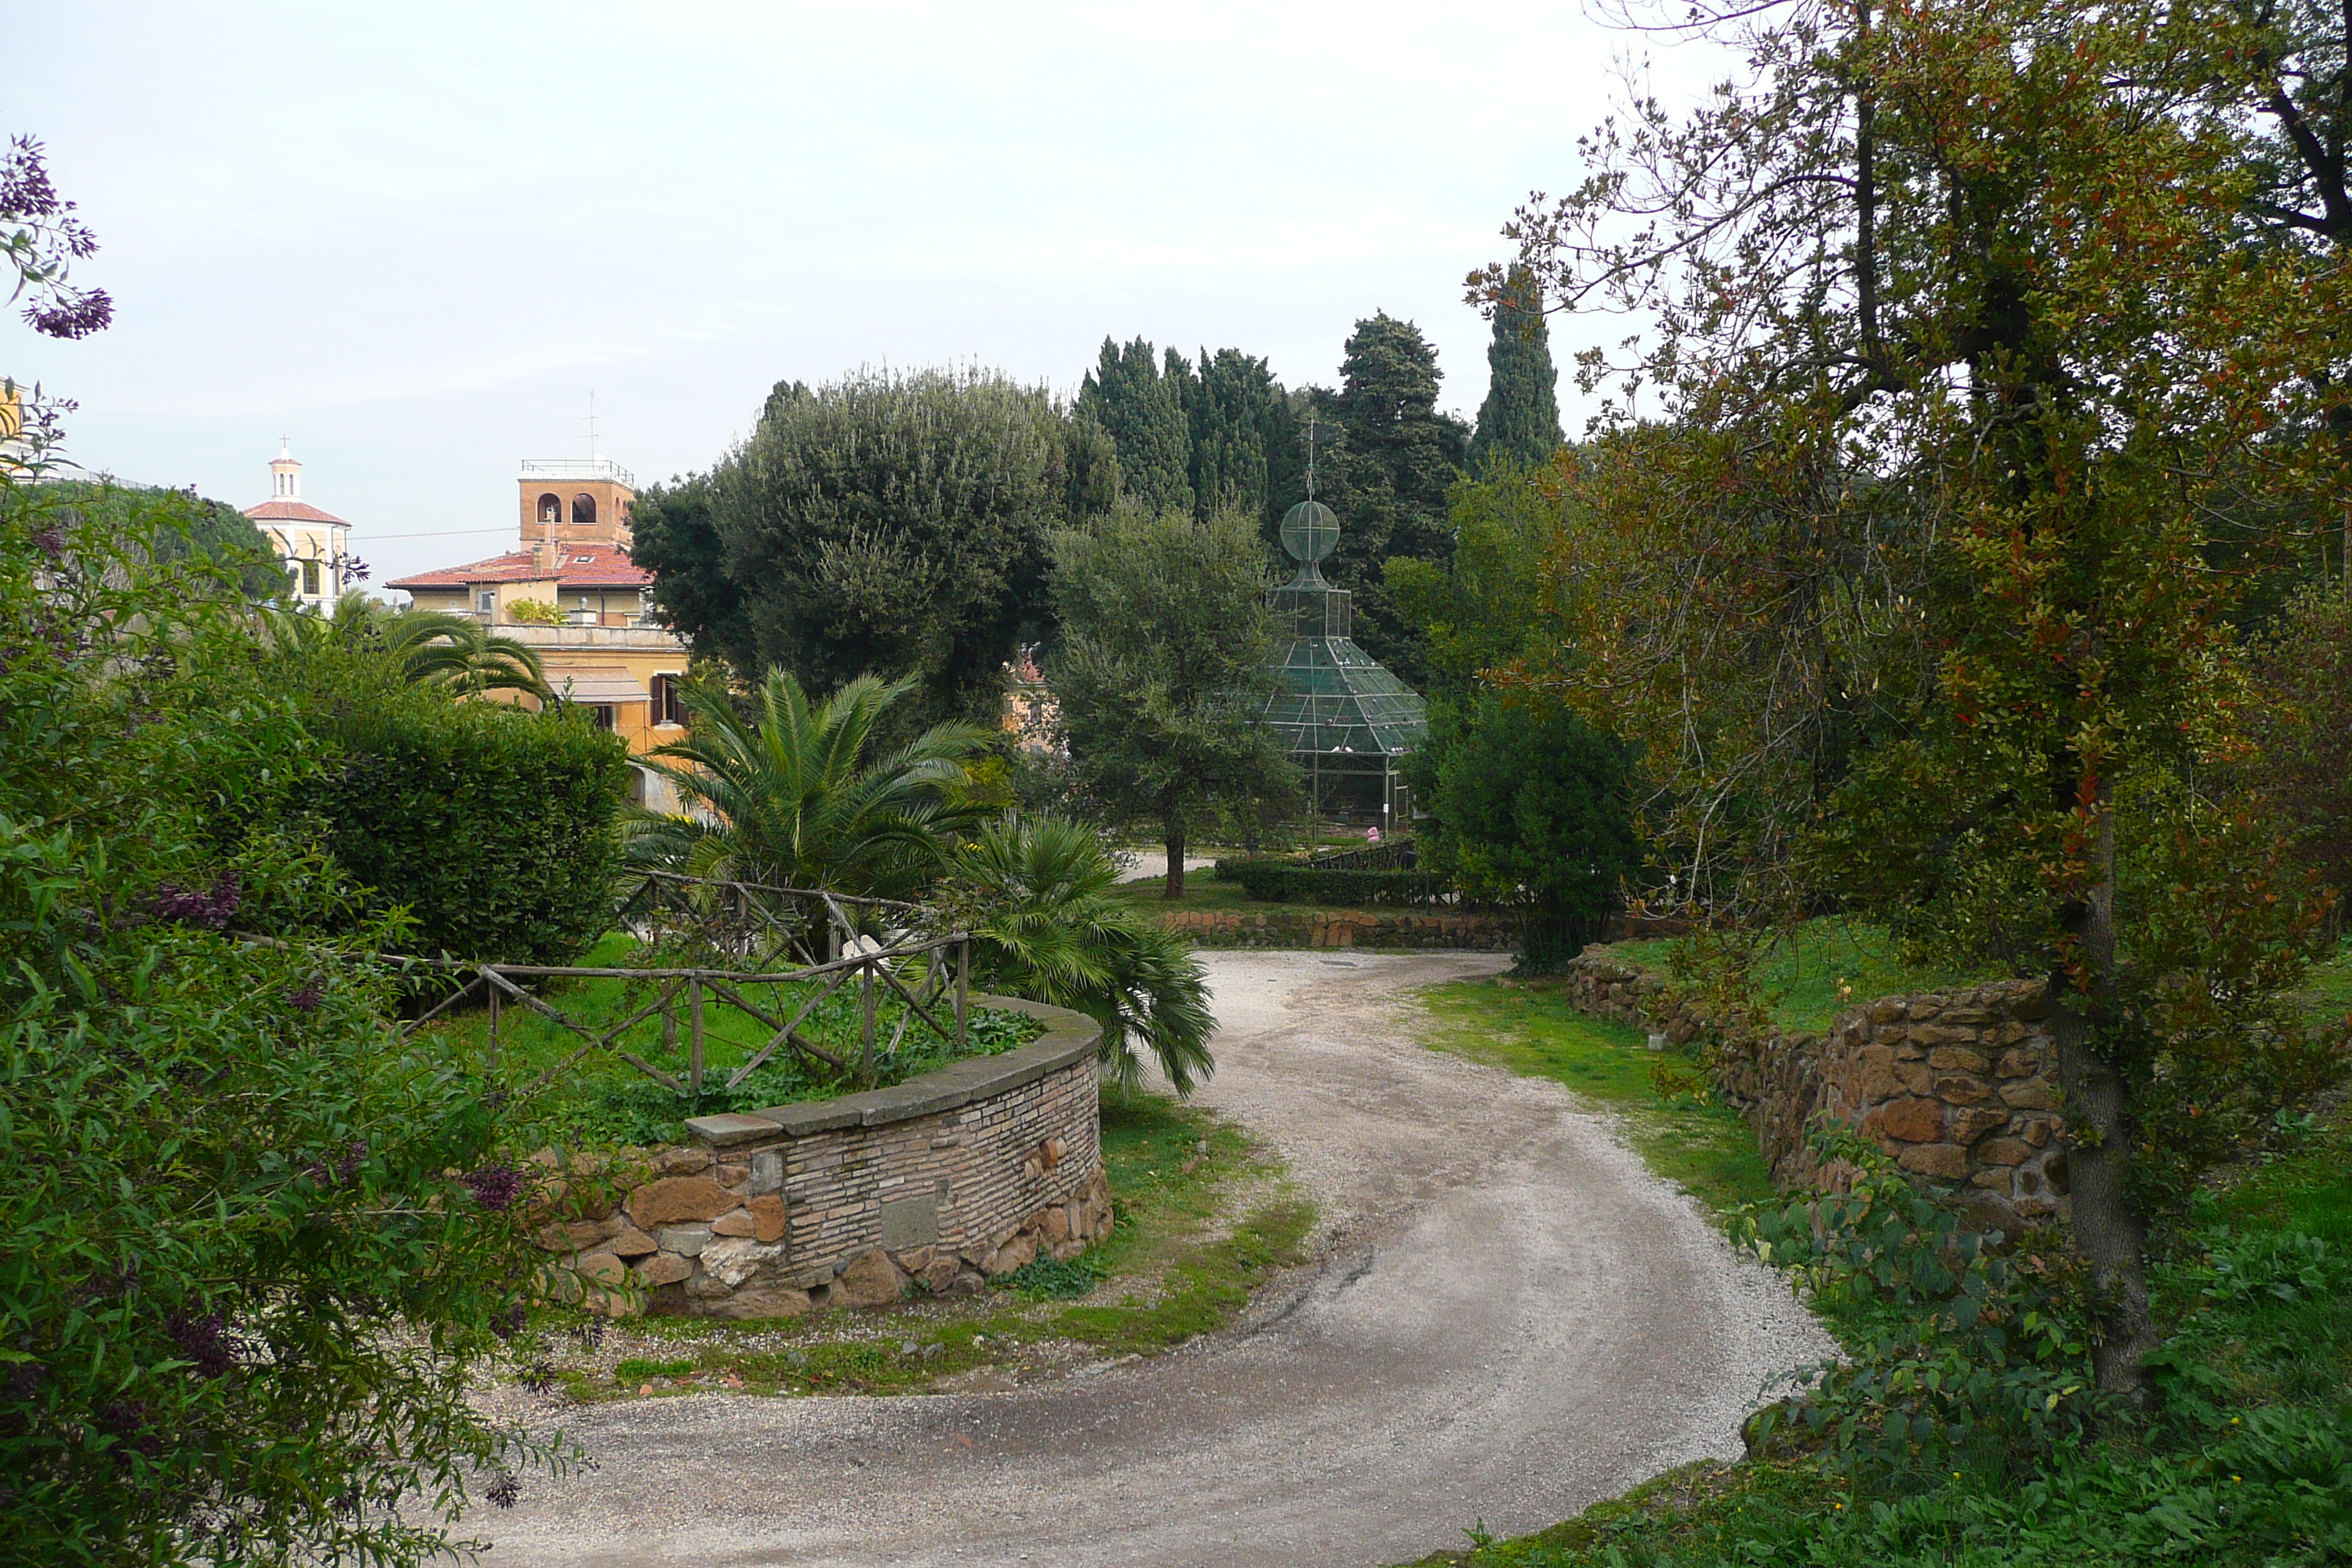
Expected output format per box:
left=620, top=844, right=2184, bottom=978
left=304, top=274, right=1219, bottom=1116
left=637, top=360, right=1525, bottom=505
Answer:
left=581, top=391, right=600, bottom=463
left=1303, top=411, right=1341, bottom=503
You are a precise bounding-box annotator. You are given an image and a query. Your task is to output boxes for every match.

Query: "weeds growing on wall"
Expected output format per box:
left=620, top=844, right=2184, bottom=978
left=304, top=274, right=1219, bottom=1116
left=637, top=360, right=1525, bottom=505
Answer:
left=1735, top=1134, right=2102, bottom=1484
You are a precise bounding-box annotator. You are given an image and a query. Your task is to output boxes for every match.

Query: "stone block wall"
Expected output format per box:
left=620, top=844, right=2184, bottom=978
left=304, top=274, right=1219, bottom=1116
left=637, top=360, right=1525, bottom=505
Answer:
left=1164, top=908, right=1517, bottom=950
left=1560, top=948, right=2070, bottom=1232
left=531, top=995, right=1112, bottom=1318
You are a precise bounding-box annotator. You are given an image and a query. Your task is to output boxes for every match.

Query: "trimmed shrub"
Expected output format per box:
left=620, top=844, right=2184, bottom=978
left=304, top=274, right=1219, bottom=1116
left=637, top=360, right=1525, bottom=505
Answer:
left=317, top=689, right=629, bottom=965
left=1230, top=861, right=1447, bottom=906
left=1409, top=695, right=1637, bottom=968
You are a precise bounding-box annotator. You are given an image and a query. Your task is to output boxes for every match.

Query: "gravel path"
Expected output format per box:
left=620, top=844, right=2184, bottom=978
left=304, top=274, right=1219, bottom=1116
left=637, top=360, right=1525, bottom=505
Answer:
left=480, top=951, right=1833, bottom=1567
left=1112, top=848, right=1216, bottom=885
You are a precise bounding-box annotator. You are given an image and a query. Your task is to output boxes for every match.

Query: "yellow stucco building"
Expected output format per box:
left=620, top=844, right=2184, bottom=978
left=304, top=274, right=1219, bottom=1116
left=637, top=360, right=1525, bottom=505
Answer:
left=388, top=457, right=690, bottom=805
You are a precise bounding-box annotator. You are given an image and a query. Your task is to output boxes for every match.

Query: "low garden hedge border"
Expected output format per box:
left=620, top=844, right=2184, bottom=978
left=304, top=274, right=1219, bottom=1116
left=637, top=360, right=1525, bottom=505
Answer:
left=1228, top=861, right=1450, bottom=906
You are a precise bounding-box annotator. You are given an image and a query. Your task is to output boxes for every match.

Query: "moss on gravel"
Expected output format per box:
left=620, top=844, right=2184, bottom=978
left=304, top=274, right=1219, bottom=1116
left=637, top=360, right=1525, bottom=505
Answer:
left=1417, top=978, right=1776, bottom=1217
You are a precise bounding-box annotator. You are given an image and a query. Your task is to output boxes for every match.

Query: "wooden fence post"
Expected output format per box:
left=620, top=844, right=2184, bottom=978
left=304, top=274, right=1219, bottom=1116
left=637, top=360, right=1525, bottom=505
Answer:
left=860, top=956, right=878, bottom=1087
left=689, top=975, right=705, bottom=1100
left=955, top=937, right=969, bottom=1049
left=485, top=968, right=502, bottom=1076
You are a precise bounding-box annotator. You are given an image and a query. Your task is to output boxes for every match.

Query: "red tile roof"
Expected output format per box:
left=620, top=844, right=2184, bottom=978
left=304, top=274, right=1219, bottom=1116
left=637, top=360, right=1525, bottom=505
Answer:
left=244, top=499, right=349, bottom=526
left=387, top=543, right=651, bottom=592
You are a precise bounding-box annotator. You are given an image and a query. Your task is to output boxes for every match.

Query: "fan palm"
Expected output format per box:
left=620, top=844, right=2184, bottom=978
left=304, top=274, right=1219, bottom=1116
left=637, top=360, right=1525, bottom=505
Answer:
left=627, top=668, right=994, bottom=901
left=946, top=816, right=1215, bottom=1095
left=257, top=592, right=549, bottom=699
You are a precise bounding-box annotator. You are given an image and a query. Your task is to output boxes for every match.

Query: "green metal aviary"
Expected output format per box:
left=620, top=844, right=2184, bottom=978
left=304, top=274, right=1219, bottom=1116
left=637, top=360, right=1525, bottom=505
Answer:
left=1262, top=500, right=1428, bottom=827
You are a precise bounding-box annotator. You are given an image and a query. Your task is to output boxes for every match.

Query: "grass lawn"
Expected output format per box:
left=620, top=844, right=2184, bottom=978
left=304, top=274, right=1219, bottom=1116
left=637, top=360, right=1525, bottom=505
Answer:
left=524, top=1086, right=1313, bottom=1401
left=1417, top=978, right=1778, bottom=1218
left=1109, top=876, right=1381, bottom=918
left=2293, top=933, right=2352, bottom=1033
left=1613, top=919, right=1983, bottom=1034
left=1613, top=919, right=2352, bottom=1039
left=411, top=932, right=1041, bottom=1147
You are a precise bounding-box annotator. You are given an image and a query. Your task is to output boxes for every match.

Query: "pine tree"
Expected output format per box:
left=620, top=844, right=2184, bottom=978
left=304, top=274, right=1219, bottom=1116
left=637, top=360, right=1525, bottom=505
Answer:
left=1467, top=267, right=1563, bottom=471
left=1310, top=312, right=1469, bottom=682
left=1075, top=337, right=1193, bottom=515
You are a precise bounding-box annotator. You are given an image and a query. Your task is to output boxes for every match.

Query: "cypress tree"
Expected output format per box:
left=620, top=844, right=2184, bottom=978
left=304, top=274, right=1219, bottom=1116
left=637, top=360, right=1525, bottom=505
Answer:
left=1467, top=267, right=1564, bottom=470
left=1309, top=312, right=1469, bottom=681
left=1074, top=337, right=1194, bottom=515
left=1188, top=347, right=1300, bottom=530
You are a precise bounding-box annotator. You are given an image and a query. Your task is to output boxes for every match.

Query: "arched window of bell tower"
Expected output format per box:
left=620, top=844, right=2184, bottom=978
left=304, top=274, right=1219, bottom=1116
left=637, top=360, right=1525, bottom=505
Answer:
left=572, top=493, right=597, bottom=530
left=537, top=492, right=562, bottom=526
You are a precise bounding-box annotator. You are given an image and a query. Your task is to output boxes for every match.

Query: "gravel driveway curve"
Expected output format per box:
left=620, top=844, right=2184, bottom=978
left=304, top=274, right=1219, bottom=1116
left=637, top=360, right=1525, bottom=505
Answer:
left=480, top=951, right=1833, bottom=1567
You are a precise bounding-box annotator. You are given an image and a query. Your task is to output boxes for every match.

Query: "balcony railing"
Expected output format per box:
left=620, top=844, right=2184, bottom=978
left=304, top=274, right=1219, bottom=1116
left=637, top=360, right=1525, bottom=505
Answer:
left=519, top=457, right=636, bottom=488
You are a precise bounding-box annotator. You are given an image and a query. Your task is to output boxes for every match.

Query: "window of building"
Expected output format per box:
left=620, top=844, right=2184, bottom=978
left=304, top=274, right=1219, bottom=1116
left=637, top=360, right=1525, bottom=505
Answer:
left=537, top=492, right=561, bottom=525
left=652, top=673, right=687, bottom=726
left=478, top=589, right=496, bottom=617
left=301, top=559, right=321, bottom=596
left=572, top=492, right=597, bottom=530
left=589, top=704, right=615, bottom=731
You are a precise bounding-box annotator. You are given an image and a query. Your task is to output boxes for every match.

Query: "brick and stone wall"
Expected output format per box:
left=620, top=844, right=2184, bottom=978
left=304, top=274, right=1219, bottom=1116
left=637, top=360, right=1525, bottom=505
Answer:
left=532, top=995, right=1111, bottom=1318
left=1164, top=908, right=1517, bottom=950
left=1561, top=949, right=2069, bottom=1232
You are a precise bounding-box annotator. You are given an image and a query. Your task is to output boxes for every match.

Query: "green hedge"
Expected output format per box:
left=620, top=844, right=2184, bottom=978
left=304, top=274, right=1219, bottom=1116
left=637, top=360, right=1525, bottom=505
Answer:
left=318, top=692, right=629, bottom=965
left=1230, top=861, right=1447, bottom=906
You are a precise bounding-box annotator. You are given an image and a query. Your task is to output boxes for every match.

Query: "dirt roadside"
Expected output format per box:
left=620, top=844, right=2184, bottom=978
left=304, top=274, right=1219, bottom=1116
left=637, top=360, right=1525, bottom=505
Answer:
left=475, top=949, right=1833, bottom=1568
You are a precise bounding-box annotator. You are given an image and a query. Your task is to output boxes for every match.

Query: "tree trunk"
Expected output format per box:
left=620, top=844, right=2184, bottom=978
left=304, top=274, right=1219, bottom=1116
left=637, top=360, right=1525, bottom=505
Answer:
left=2052, top=797, right=2156, bottom=1401
left=1164, top=820, right=1186, bottom=900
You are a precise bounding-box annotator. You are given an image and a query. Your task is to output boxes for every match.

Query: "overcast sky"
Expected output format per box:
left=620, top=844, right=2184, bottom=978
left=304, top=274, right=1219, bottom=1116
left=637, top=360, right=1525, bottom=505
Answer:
left=6, top=1, right=1730, bottom=587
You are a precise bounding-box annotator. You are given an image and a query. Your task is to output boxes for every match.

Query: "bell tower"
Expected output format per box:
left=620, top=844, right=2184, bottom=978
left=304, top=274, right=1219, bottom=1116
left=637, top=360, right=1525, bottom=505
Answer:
left=518, top=459, right=636, bottom=551
left=271, top=439, right=301, bottom=500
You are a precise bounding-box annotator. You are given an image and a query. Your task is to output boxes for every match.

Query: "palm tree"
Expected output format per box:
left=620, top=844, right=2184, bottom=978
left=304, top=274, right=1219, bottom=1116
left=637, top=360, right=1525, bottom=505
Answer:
left=627, top=668, right=994, bottom=901
left=382, top=609, right=549, bottom=698
left=947, top=816, right=1215, bottom=1095
left=257, top=592, right=549, bottom=699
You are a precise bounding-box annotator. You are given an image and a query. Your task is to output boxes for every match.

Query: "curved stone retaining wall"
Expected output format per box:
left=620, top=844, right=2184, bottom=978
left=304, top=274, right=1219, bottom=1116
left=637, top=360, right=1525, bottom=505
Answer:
left=535, top=995, right=1110, bottom=1318
left=1562, top=949, right=2068, bottom=1232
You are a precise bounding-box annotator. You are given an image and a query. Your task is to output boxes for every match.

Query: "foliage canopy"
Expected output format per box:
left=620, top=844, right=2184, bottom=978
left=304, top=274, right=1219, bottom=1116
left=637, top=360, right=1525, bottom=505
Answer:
left=1047, top=502, right=1298, bottom=897
left=1480, top=0, right=2352, bottom=1392
left=0, top=474, right=554, bottom=1565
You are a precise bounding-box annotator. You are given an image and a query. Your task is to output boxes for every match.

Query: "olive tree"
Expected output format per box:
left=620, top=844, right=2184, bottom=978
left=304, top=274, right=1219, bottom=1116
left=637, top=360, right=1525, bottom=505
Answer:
left=1047, top=502, right=1297, bottom=897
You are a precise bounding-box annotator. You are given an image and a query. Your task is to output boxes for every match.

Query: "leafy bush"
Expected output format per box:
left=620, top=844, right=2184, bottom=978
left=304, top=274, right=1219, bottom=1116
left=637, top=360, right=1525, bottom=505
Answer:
left=998, top=1254, right=1109, bottom=1300
left=521, top=999, right=1043, bottom=1147
left=0, top=476, right=552, bottom=1563
left=1229, top=861, right=1447, bottom=905
left=1409, top=694, right=1639, bottom=968
left=306, top=673, right=629, bottom=964
left=505, top=598, right=568, bottom=626
left=1735, top=1139, right=2100, bottom=1481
